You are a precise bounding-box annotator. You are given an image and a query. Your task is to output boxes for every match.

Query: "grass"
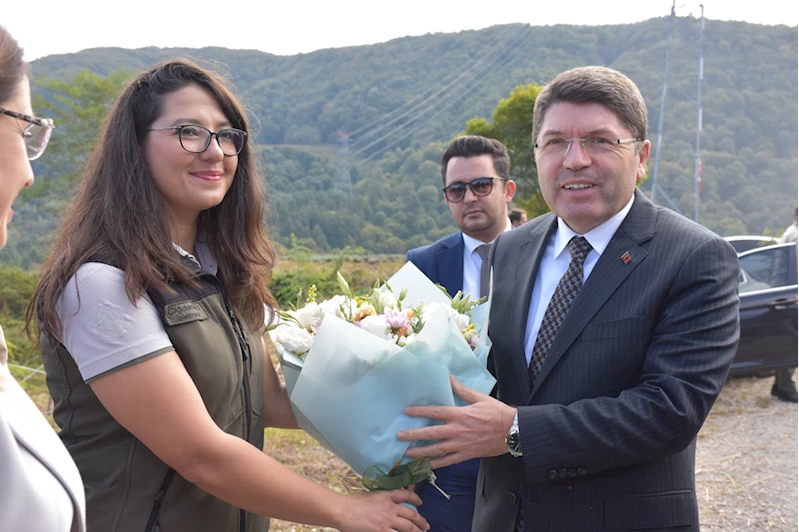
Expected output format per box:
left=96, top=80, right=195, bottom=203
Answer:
left=275, top=257, right=405, bottom=286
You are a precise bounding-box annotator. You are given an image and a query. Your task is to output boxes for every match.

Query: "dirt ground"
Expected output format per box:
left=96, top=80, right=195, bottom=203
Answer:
left=696, top=373, right=797, bottom=531
left=267, top=372, right=798, bottom=532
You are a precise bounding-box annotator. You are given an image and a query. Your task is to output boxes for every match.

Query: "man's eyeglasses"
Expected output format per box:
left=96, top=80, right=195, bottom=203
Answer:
left=0, top=107, right=55, bottom=161
left=535, top=137, right=642, bottom=158
left=146, top=124, right=247, bottom=157
left=442, top=177, right=505, bottom=203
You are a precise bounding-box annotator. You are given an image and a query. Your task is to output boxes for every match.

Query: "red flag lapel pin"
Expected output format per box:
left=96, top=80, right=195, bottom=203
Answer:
left=621, top=251, right=631, bottom=264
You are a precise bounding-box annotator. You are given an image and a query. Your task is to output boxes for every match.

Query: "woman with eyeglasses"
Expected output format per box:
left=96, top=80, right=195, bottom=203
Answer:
left=27, top=58, right=428, bottom=532
left=0, top=25, right=86, bottom=532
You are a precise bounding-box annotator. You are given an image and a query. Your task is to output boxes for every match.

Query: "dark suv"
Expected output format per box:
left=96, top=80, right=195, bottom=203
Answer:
left=730, top=242, right=798, bottom=376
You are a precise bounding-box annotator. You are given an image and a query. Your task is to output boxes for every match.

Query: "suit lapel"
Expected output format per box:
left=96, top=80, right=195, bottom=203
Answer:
left=508, top=218, right=556, bottom=403
left=530, top=190, right=657, bottom=399
left=437, top=232, right=465, bottom=296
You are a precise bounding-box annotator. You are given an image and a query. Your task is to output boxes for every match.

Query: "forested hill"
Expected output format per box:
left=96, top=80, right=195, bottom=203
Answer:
left=5, top=17, right=797, bottom=266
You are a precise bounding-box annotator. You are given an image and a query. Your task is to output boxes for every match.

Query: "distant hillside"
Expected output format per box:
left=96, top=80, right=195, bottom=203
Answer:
left=4, top=17, right=796, bottom=266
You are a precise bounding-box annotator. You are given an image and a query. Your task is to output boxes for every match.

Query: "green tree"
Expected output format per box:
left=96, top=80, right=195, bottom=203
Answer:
left=30, top=69, right=131, bottom=196
left=3, top=70, right=131, bottom=267
left=463, top=83, right=548, bottom=217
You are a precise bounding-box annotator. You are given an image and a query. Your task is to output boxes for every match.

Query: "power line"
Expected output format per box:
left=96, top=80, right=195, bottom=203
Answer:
left=347, top=26, right=516, bottom=143
left=349, top=24, right=532, bottom=154
left=353, top=26, right=533, bottom=163
left=355, top=28, right=533, bottom=166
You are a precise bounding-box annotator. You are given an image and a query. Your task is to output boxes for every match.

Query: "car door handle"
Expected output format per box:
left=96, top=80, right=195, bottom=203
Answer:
left=771, top=298, right=797, bottom=310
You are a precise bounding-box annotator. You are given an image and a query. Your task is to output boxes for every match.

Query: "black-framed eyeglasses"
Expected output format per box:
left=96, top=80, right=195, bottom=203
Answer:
left=442, top=177, right=506, bottom=203
left=0, top=106, right=55, bottom=161
left=146, top=124, right=247, bottom=156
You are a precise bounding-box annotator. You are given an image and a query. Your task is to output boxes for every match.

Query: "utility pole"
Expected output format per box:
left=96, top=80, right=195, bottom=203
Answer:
left=694, top=5, right=704, bottom=223
left=651, top=0, right=676, bottom=204
left=336, top=130, right=352, bottom=196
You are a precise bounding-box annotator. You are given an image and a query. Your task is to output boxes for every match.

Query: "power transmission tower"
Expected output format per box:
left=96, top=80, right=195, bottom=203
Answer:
left=650, top=0, right=676, bottom=205
left=694, top=5, right=705, bottom=223
left=336, top=130, right=352, bottom=196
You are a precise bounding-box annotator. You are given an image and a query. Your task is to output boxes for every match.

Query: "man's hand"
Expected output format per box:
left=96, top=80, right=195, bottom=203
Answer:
left=397, top=376, right=517, bottom=469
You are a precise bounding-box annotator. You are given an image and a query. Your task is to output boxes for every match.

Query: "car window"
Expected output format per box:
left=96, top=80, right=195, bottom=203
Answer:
left=725, top=236, right=779, bottom=254
left=739, top=246, right=791, bottom=293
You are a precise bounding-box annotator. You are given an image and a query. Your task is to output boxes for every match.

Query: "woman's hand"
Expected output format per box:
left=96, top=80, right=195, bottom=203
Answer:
left=336, top=489, right=429, bottom=532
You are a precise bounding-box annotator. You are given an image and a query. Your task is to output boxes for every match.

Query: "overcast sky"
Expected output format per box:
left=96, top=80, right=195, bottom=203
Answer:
left=3, top=0, right=797, bottom=61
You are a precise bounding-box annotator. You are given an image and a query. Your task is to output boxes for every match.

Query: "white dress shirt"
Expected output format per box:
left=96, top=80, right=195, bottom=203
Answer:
left=523, top=195, right=635, bottom=365
left=462, top=220, right=512, bottom=299
left=778, top=222, right=798, bottom=244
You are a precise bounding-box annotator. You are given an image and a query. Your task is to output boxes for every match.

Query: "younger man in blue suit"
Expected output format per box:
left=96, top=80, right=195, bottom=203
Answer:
left=405, top=135, right=516, bottom=532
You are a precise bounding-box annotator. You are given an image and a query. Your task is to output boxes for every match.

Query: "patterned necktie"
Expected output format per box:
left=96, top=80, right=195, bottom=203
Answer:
left=476, top=244, right=491, bottom=298
left=528, top=236, right=593, bottom=384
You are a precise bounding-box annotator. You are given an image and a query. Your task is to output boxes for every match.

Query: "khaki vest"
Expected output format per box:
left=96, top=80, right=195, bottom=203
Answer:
left=41, top=260, right=269, bottom=532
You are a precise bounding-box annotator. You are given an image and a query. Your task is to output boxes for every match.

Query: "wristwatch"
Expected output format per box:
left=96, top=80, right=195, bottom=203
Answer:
left=505, top=410, right=522, bottom=457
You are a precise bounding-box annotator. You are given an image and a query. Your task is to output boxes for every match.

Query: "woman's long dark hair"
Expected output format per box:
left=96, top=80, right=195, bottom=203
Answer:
left=27, top=58, right=277, bottom=338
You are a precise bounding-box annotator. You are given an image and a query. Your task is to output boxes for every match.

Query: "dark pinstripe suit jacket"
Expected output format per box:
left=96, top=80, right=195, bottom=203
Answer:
left=473, top=190, right=740, bottom=532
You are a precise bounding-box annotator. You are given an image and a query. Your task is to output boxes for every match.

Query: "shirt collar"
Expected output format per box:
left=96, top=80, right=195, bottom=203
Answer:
left=462, top=219, right=513, bottom=254
left=554, top=194, right=635, bottom=259
left=171, top=234, right=218, bottom=275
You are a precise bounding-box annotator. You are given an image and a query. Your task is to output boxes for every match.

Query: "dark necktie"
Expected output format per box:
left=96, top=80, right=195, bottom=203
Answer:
left=476, top=244, right=491, bottom=299
left=528, top=236, right=592, bottom=384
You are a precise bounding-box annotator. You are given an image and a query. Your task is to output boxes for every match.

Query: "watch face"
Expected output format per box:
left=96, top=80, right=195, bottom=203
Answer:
left=508, top=431, right=521, bottom=454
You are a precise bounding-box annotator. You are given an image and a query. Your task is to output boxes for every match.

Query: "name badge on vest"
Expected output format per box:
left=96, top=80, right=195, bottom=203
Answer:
left=164, top=301, right=209, bottom=326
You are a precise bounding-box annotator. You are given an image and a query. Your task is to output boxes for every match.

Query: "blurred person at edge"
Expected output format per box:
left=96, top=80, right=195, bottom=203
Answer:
left=26, top=58, right=428, bottom=532
left=509, top=208, right=528, bottom=228
left=771, top=206, right=798, bottom=403
left=0, top=25, right=86, bottom=532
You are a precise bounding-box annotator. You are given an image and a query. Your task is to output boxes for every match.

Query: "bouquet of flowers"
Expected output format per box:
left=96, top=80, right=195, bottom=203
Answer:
left=269, top=261, right=495, bottom=495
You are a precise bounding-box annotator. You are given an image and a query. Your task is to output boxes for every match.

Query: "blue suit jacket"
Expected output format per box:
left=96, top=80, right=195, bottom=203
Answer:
left=405, top=232, right=464, bottom=298
left=406, top=231, right=480, bottom=532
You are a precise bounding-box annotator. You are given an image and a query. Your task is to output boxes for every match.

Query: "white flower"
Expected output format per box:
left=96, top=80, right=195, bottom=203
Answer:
left=274, top=324, right=314, bottom=355
left=420, top=301, right=440, bottom=323
left=289, top=302, right=325, bottom=329
left=439, top=304, right=470, bottom=331
left=454, top=311, right=472, bottom=331
left=319, top=295, right=355, bottom=319
left=359, top=314, right=391, bottom=339
left=380, top=290, right=398, bottom=310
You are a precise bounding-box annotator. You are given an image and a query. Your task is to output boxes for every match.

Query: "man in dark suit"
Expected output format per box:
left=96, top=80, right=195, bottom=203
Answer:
left=405, top=135, right=516, bottom=532
left=399, top=66, right=740, bottom=531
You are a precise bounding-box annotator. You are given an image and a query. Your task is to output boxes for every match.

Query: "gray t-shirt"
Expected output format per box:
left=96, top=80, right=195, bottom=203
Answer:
left=58, top=242, right=218, bottom=382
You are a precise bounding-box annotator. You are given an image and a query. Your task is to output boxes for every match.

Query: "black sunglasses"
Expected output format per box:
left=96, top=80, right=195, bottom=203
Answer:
left=442, top=177, right=506, bottom=203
